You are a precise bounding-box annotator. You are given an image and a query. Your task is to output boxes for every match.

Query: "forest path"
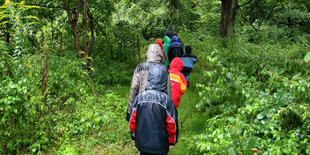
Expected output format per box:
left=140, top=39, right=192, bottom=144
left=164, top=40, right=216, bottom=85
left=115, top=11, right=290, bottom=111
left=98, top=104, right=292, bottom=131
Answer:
left=169, top=72, right=207, bottom=155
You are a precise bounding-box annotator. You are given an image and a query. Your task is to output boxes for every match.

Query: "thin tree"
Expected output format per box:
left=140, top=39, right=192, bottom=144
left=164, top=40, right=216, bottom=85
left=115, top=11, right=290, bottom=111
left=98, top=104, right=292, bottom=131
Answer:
left=64, top=0, right=95, bottom=60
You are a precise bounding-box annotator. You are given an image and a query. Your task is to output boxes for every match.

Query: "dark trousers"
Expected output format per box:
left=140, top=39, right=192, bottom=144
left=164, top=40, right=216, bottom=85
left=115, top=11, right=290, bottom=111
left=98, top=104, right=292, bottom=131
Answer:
left=181, top=67, right=192, bottom=81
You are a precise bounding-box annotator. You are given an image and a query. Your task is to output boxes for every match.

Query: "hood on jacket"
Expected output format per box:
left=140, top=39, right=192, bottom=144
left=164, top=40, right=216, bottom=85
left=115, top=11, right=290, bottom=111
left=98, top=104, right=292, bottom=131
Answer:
left=185, top=45, right=192, bottom=53
left=163, top=36, right=171, bottom=45
left=146, top=44, right=165, bottom=64
left=156, top=39, right=166, bottom=59
left=171, top=35, right=180, bottom=43
left=169, top=57, right=183, bottom=72
left=146, top=64, right=168, bottom=91
left=156, top=39, right=163, bottom=50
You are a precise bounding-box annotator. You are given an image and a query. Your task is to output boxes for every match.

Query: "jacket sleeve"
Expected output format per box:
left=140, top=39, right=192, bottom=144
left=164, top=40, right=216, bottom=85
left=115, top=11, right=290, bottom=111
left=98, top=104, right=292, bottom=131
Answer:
left=180, top=74, right=187, bottom=95
left=129, top=97, right=138, bottom=139
left=127, top=68, right=140, bottom=120
left=166, top=73, right=172, bottom=98
left=129, top=108, right=137, bottom=134
left=166, top=98, right=178, bottom=145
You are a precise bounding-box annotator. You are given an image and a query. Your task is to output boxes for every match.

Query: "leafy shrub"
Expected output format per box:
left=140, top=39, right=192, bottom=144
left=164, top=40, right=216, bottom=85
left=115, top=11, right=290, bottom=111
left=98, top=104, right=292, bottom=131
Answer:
left=0, top=39, right=129, bottom=153
left=91, top=57, right=134, bottom=85
left=193, top=36, right=310, bottom=154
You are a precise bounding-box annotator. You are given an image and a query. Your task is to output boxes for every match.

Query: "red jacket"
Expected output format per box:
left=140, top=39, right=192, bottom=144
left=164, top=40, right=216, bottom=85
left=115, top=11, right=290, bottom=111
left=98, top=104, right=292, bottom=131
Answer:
left=169, top=57, right=187, bottom=108
left=156, top=39, right=167, bottom=59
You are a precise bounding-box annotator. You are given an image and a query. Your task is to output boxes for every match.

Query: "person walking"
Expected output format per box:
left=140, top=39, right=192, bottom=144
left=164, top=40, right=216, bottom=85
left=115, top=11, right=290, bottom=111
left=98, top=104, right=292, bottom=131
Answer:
left=168, top=35, right=184, bottom=64
left=156, top=39, right=167, bottom=60
left=130, top=64, right=178, bottom=155
left=163, top=36, right=171, bottom=68
left=169, top=57, right=187, bottom=108
left=126, top=44, right=172, bottom=121
left=164, top=25, right=177, bottom=40
left=181, top=45, right=197, bottom=85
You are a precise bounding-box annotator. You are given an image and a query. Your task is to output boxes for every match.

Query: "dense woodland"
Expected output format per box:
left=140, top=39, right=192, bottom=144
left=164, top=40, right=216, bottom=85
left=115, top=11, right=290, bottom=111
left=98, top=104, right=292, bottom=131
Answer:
left=0, top=0, right=310, bottom=154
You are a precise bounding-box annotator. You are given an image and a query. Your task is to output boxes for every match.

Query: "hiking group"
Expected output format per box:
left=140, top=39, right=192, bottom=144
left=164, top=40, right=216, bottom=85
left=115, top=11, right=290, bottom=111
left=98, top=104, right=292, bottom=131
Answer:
left=126, top=25, right=197, bottom=155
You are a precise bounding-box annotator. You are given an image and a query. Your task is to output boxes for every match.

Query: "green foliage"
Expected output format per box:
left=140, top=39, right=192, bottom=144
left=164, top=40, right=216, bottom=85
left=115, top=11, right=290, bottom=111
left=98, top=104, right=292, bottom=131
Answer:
left=0, top=47, right=130, bottom=153
left=0, top=1, right=40, bottom=56
left=1, top=0, right=310, bottom=154
left=91, top=59, right=133, bottom=85
left=0, top=2, right=131, bottom=151
left=304, top=52, right=310, bottom=62
left=192, top=34, right=310, bottom=154
left=0, top=41, right=11, bottom=78
left=181, top=0, right=221, bottom=34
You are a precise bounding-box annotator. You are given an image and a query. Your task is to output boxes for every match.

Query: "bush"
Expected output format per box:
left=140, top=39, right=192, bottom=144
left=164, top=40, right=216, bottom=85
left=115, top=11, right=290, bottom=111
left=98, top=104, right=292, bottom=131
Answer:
left=191, top=34, right=310, bottom=154
left=0, top=43, right=129, bottom=153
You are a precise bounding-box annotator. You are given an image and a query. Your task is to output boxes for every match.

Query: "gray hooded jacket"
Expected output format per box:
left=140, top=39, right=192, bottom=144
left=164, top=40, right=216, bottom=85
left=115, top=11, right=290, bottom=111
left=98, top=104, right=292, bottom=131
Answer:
left=127, top=44, right=172, bottom=119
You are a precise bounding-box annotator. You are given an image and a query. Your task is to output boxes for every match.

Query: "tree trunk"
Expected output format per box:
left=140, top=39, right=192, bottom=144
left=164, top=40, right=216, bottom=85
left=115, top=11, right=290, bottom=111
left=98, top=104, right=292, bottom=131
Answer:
left=220, top=0, right=239, bottom=38
left=64, top=0, right=95, bottom=62
left=64, top=1, right=82, bottom=58
left=73, top=24, right=81, bottom=58
left=82, top=0, right=88, bottom=57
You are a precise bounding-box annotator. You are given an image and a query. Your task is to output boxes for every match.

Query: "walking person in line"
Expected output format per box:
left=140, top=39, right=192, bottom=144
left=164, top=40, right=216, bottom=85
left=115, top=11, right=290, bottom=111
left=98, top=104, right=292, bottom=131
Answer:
left=130, top=64, right=178, bottom=155
left=169, top=57, right=187, bottom=108
left=163, top=36, right=171, bottom=68
left=156, top=39, right=167, bottom=60
left=168, top=35, right=184, bottom=64
left=126, top=44, right=172, bottom=121
left=164, top=25, right=177, bottom=40
left=181, top=45, right=197, bottom=86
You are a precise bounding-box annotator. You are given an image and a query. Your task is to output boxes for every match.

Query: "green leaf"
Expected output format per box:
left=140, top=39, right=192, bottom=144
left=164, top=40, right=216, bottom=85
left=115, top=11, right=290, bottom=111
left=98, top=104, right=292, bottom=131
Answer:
left=228, top=147, right=235, bottom=155
left=304, top=52, right=310, bottom=62
left=226, top=72, right=233, bottom=79
left=257, top=114, right=263, bottom=120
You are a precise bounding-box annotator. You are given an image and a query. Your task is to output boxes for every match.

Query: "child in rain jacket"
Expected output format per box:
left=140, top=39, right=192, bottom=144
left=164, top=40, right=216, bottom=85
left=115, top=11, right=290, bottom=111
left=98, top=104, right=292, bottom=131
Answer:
left=156, top=39, right=167, bottom=60
left=126, top=44, right=172, bottom=121
left=169, top=57, right=187, bottom=108
left=181, top=45, right=197, bottom=83
left=163, top=36, right=171, bottom=67
left=168, top=35, right=184, bottom=64
left=130, top=64, right=178, bottom=155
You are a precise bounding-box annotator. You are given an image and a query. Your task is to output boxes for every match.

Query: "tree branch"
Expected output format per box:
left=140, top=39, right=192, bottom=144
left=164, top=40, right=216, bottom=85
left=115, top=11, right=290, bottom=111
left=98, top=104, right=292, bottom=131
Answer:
left=92, top=17, right=106, bottom=37
left=75, top=0, right=81, bottom=22
left=64, top=2, right=74, bottom=27
left=27, top=4, right=66, bottom=9
left=240, top=9, right=258, bottom=31
left=64, top=1, right=81, bottom=58
left=238, top=0, right=253, bottom=8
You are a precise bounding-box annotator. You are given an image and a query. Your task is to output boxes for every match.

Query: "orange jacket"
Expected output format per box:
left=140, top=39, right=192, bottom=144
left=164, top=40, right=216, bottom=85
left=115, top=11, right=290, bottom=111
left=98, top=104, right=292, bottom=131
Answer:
left=169, top=57, right=187, bottom=108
